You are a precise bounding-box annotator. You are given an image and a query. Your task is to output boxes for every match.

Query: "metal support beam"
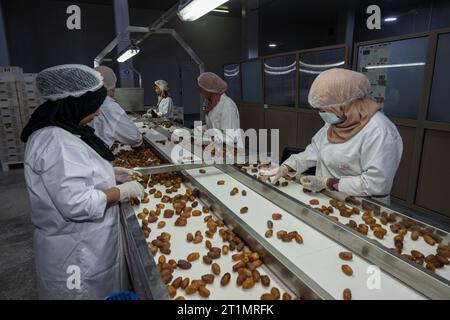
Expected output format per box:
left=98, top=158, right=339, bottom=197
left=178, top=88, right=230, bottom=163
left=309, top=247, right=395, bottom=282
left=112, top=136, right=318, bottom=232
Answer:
left=155, top=28, right=205, bottom=74
left=0, top=0, right=11, bottom=66
left=345, top=1, right=356, bottom=67
left=113, top=0, right=135, bottom=88
left=242, top=0, right=259, bottom=59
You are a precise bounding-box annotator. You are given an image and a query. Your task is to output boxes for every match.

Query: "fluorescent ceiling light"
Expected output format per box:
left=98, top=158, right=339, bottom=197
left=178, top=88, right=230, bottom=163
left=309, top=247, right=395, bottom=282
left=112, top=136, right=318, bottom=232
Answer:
left=117, top=47, right=140, bottom=63
left=299, top=60, right=345, bottom=69
left=299, top=69, right=322, bottom=75
left=268, top=43, right=277, bottom=48
left=265, top=68, right=296, bottom=76
left=365, top=62, right=425, bottom=70
left=224, top=66, right=239, bottom=77
left=265, top=62, right=296, bottom=70
left=179, top=0, right=229, bottom=21
left=212, top=9, right=230, bottom=13
left=384, top=17, right=398, bottom=22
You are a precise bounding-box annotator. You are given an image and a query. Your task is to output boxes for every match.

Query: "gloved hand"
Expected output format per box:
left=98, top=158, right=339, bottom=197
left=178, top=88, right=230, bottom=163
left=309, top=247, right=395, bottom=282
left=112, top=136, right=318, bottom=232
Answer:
left=270, top=165, right=289, bottom=185
left=142, top=113, right=151, bottom=119
left=114, top=167, right=142, bottom=183
left=131, top=137, right=144, bottom=148
left=300, top=176, right=329, bottom=193
left=116, top=181, right=145, bottom=201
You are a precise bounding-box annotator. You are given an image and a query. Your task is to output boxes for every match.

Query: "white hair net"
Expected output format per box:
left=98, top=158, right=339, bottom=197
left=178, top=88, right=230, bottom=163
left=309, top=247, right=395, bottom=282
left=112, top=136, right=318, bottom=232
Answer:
left=308, top=68, right=371, bottom=109
left=155, top=80, right=169, bottom=92
left=95, top=66, right=117, bottom=90
left=198, top=72, right=228, bottom=94
left=36, top=64, right=104, bottom=101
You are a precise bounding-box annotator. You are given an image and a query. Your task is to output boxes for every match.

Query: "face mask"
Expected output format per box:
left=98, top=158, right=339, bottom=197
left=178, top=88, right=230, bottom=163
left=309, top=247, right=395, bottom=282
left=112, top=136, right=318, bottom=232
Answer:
left=319, top=112, right=343, bottom=124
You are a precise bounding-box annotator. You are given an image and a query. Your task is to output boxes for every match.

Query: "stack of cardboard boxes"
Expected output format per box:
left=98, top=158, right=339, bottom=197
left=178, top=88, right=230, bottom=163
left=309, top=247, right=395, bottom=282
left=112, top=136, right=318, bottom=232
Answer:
left=0, top=67, right=45, bottom=170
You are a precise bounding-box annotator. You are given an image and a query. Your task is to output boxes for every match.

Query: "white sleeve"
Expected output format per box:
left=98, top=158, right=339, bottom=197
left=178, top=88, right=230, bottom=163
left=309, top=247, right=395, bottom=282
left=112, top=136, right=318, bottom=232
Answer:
left=112, top=113, right=143, bottom=147
left=282, top=126, right=326, bottom=178
left=339, top=128, right=403, bottom=197
left=157, top=98, right=174, bottom=118
left=38, top=143, right=108, bottom=222
left=219, top=102, right=241, bottom=147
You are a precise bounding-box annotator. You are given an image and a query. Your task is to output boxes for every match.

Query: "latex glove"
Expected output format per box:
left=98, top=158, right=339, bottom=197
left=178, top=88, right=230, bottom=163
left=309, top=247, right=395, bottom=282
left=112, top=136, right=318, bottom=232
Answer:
left=270, top=165, right=289, bottom=185
left=114, top=167, right=142, bottom=183
left=117, top=181, right=145, bottom=201
left=300, top=176, right=328, bottom=193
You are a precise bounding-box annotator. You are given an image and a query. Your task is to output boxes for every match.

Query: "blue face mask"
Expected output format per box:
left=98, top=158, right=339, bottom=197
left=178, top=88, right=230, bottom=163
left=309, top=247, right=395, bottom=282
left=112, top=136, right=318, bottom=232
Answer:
left=319, top=112, right=343, bottom=124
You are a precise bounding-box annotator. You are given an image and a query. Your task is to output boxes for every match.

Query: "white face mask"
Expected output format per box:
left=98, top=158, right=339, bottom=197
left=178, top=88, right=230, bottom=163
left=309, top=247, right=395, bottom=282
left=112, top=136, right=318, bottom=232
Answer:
left=319, top=112, right=343, bottom=124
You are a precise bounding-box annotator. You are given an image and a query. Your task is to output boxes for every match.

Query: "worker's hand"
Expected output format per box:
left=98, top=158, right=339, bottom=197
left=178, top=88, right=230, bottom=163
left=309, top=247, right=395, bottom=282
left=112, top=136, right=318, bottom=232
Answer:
left=131, top=137, right=144, bottom=148
left=117, top=181, right=145, bottom=202
left=269, top=165, right=289, bottom=185
left=114, top=167, right=142, bottom=183
left=300, top=176, right=328, bottom=193
left=151, top=110, right=159, bottom=118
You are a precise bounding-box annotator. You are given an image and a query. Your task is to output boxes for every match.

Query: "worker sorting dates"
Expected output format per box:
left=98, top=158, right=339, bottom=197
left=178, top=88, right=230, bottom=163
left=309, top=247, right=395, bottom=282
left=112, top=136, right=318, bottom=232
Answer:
left=196, top=72, right=242, bottom=149
left=144, top=80, right=174, bottom=119
left=89, top=65, right=143, bottom=148
left=20, top=64, right=145, bottom=300
left=270, top=68, right=403, bottom=205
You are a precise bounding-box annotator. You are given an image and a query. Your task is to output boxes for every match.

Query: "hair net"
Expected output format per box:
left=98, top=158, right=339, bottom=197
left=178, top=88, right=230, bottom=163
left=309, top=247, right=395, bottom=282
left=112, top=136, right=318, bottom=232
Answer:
left=198, top=72, right=228, bottom=94
left=155, top=80, right=169, bottom=92
left=308, top=68, right=371, bottom=109
left=95, top=66, right=117, bottom=90
left=36, top=64, right=104, bottom=101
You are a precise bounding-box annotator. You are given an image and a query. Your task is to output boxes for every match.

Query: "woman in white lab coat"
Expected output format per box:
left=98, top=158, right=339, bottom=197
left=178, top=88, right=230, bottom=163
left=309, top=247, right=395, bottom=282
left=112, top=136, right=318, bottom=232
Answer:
left=271, top=69, right=403, bottom=204
left=20, top=65, right=145, bottom=300
left=197, top=72, right=241, bottom=147
left=89, top=66, right=142, bottom=148
left=146, top=80, right=174, bottom=119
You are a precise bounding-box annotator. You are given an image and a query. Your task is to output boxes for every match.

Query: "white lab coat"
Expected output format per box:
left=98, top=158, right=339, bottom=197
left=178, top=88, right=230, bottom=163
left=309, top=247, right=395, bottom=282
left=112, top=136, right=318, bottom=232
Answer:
left=284, top=112, right=403, bottom=204
left=205, top=94, right=242, bottom=147
left=90, top=96, right=142, bottom=148
left=24, top=127, right=128, bottom=300
left=156, top=97, right=174, bottom=119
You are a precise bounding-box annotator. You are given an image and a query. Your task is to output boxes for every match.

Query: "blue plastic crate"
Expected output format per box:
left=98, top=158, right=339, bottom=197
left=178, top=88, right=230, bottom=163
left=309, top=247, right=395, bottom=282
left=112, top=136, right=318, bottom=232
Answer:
left=105, top=291, right=140, bottom=300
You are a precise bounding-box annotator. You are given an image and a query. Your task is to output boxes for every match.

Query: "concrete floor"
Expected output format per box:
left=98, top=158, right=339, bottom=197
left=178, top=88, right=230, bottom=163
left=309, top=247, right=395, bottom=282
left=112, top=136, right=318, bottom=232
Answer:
left=0, top=169, right=37, bottom=300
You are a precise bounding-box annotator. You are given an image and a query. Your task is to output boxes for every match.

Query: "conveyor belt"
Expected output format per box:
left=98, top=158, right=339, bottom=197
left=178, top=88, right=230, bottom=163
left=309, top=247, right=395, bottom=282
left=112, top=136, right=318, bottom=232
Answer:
left=123, top=118, right=450, bottom=299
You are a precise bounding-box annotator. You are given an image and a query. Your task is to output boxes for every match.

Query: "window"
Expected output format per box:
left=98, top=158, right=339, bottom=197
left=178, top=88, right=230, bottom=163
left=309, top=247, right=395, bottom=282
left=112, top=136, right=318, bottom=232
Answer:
left=223, top=64, right=241, bottom=101
left=357, top=37, right=428, bottom=119
left=264, top=54, right=296, bottom=107
left=241, top=59, right=263, bottom=104
left=299, top=48, right=346, bottom=108
left=428, top=33, right=450, bottom=123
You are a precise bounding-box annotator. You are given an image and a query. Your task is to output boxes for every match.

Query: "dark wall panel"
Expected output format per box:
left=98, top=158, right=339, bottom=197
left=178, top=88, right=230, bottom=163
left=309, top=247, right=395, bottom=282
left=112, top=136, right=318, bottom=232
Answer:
left=238, top=103, right=264, bottom=131
left=416, top=130, right=450, bottom=217
left=3, top=0, right=116, bottom=72
left=297, top=112, right=324, bottom=149
left=265, top=108, right=297, bottom=156
left=391, top=125, right=416, bottom=201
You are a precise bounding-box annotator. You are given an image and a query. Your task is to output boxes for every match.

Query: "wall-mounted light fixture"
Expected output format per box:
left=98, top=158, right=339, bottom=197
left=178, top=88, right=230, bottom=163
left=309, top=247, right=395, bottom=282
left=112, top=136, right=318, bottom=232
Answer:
left=268, top=43, right=277, bottom=48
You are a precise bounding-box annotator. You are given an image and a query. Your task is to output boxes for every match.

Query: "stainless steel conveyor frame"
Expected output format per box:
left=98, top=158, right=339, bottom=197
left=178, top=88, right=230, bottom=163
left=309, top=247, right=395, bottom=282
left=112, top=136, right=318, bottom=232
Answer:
left=120, top=119, right=450, bottom=300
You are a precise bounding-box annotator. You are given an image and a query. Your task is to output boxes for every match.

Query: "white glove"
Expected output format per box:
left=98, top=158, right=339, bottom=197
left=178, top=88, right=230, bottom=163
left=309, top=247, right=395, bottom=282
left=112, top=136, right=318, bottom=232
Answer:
left=300, top=176, right=328, bottom=193
left=114, top=167, right=142, bottom=183
left=117, top=181, right=145, bottom=201
left=270, top=165, right=289, bottom=185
